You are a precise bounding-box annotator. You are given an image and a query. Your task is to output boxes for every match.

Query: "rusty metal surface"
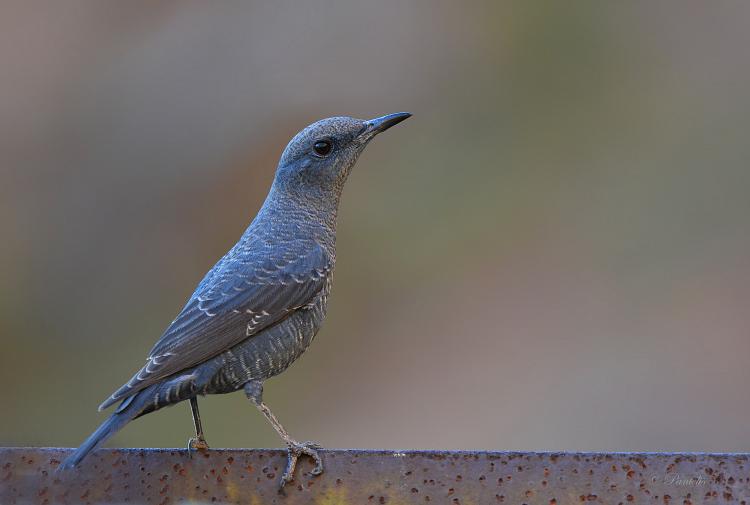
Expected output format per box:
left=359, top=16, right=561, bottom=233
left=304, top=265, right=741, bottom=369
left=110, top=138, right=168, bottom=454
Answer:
left=1, top=448, right=748, bottom=504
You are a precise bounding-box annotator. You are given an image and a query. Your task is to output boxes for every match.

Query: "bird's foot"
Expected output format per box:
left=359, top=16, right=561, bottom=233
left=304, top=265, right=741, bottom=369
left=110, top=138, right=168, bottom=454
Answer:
left=187, top=437, right=210, bottom=459
left=279, top=440, right=324, bottom=490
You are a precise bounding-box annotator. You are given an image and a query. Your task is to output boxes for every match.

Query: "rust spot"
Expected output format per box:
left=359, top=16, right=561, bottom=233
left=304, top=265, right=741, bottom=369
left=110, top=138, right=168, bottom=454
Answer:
left=2, top=449, right=747, bottom=504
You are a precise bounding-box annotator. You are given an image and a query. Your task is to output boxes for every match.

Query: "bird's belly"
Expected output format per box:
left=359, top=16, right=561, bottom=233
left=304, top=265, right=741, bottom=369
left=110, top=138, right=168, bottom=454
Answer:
left=201, top=293, right=328, bottom=394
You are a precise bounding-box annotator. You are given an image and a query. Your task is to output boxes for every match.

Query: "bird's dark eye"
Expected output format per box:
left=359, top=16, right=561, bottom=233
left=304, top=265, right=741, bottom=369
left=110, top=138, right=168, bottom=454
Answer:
left=313, top=140, right=332, bottom=157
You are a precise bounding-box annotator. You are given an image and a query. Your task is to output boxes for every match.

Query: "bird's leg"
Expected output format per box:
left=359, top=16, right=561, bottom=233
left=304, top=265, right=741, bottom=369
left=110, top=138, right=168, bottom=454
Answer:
left=243, top=381, right=323, bottom=490
left=187, top=397, right=210, bottom=457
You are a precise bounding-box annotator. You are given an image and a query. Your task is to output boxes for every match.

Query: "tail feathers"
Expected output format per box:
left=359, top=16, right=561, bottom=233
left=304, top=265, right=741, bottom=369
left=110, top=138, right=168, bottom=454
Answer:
left=59, top=396, right=141, bottom=470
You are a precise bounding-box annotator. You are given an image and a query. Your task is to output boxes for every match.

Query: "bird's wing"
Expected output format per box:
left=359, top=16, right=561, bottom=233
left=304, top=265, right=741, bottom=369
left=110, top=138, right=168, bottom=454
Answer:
left=99, top=240, right=332, bottom=410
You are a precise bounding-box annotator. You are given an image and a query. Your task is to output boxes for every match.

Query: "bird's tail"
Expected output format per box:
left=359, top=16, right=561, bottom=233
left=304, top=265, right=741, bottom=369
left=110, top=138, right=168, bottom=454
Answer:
left=59, top=393, right=144, bottom=470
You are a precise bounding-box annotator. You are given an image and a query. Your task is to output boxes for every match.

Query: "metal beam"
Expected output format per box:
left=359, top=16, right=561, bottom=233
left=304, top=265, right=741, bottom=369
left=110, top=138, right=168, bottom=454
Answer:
left=1, top=448, right=748, bottom=504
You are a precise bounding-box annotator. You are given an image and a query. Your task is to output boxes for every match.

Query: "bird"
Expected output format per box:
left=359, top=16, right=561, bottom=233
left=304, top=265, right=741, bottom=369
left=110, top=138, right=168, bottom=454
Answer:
left=60, top=112, right=412, bottom=489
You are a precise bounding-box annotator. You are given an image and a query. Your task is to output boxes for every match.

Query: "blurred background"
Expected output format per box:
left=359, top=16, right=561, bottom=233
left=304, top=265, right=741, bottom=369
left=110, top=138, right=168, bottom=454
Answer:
left=2, top=1, right=749, bottom=453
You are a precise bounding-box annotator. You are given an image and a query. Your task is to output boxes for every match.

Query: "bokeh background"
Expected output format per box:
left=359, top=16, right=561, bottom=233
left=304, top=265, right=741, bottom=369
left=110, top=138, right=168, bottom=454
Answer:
left=2, top=1, right=749, bottom=453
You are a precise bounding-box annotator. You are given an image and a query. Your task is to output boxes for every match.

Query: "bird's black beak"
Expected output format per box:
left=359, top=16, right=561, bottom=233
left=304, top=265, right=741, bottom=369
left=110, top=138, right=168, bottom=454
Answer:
left=360, top=112, right=412, bottom=140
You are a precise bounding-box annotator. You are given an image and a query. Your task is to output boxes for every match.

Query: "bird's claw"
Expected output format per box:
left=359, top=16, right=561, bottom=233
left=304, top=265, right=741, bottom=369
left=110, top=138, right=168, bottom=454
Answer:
left=187, top=437, right=210, bottom=459
left=278, top=440, right=324, bottom=490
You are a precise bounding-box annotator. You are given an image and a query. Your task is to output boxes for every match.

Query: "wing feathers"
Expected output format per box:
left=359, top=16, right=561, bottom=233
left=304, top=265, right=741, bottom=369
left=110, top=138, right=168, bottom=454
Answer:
left=99, top=241, right=332, bottom=411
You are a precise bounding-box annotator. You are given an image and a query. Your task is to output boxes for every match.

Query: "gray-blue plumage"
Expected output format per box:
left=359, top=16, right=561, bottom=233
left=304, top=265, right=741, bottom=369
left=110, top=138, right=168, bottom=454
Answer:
left=61, top=112, right=411, bottom=488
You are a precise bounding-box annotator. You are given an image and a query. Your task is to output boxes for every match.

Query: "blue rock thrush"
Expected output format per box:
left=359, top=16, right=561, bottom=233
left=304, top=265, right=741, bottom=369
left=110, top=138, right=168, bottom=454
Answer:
left=61, top=112, right=412, bottom=489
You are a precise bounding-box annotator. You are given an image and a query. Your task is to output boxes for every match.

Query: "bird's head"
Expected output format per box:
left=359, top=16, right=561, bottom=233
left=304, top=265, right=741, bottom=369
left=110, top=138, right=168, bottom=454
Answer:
left=273, top=113, right=411, bottom=200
